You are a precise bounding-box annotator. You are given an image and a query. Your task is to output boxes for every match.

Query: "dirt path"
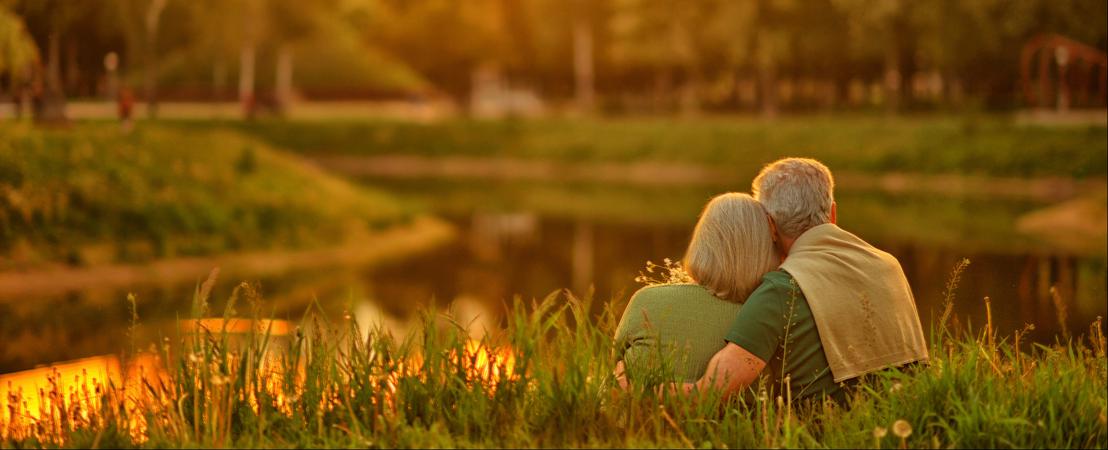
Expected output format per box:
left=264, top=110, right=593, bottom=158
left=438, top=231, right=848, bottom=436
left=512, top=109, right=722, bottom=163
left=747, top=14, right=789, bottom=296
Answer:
left=312, top=154, right=1106, bottom=202
left=0, top=216, right=455, bottom=298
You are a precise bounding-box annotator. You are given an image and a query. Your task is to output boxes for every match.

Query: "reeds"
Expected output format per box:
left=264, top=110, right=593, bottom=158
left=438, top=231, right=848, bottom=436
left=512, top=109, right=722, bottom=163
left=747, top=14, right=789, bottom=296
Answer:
left=1, top=265, right=1105, bottom=449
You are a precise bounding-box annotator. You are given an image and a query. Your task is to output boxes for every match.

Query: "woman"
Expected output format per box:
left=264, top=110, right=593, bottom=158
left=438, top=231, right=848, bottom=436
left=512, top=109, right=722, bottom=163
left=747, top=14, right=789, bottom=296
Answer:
left=614, top=193, right=780, bottom=384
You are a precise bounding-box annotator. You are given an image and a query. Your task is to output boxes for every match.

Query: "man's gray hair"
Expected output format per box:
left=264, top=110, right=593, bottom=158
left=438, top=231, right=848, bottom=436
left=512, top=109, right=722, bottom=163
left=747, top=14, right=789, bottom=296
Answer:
left=752, top=158, right=835, bottom=239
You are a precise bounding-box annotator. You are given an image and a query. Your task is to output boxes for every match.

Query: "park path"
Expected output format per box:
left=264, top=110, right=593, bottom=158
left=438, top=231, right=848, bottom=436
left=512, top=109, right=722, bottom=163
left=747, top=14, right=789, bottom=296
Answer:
left=0, top=216, right=454, bottom=299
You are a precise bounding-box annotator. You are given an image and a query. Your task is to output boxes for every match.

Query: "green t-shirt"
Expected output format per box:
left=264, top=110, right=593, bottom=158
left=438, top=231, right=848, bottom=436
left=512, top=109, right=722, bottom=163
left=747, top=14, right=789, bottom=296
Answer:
left=615, top=284, right=744, bottom=383
left=725, top=270, right=847, bottom=402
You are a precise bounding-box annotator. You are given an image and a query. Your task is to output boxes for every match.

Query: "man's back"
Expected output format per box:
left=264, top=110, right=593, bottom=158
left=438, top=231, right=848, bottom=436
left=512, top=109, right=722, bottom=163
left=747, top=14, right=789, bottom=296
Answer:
left=779, top=223, right=929, bottom=382
left=725, top=270, right=845, bottom=402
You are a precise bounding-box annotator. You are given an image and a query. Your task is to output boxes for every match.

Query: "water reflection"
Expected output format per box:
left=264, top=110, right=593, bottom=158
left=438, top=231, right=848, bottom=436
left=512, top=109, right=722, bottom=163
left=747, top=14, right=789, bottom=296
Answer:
left=0, top=352, right=165, bottom=424
left=0, top=189, right=1105, bottom=374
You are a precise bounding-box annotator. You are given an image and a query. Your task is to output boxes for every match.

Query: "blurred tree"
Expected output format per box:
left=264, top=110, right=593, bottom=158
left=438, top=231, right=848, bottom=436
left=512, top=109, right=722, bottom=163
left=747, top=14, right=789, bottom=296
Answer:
left=609, top=0, right=718, bottom=113
left=179, top=0, right=242, bottom=102
left=143, top=0, right=167, bottom=118
left=914, top=0, right=1108, bottom=107
left=0, top=4, right=39, bottom=118
left=832, top=0, right=917, bottom=112
left=239, top=0, right=260, bottom=118
left=267, top=0, right=323, bottom=113
left=5, top=0, right=95, bottom=122
left=3, top=0, right=1104, bottom=114
left=571, top=0, right=597, bottom=112
left=361, top=0, right=503, bottom=100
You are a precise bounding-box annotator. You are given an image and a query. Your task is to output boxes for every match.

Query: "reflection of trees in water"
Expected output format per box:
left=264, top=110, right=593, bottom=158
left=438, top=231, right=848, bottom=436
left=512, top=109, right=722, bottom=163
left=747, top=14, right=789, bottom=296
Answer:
left=4, top=213, right=1104, bottom=373
left=891, top=242, right=1104, bottom=341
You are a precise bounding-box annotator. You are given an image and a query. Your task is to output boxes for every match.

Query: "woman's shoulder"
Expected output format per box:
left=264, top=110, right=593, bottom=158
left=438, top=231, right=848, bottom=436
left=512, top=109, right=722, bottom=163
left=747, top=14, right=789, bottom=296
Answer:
left=629, top=283, right=721, bottom=305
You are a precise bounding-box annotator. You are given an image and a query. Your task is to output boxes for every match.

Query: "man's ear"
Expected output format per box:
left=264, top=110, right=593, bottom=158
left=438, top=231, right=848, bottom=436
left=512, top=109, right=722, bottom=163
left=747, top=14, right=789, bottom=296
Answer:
left=830, top=202, right=838, bottom=225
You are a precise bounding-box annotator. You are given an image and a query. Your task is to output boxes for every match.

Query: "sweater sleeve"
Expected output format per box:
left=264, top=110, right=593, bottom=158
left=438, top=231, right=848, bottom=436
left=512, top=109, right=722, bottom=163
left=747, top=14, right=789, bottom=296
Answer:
left=613, top=293, right=646, bottom=364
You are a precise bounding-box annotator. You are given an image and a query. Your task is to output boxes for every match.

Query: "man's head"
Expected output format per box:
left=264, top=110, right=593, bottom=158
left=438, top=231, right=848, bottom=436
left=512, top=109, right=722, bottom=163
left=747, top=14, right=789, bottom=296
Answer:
left=752, top=158, right=836, bottom=244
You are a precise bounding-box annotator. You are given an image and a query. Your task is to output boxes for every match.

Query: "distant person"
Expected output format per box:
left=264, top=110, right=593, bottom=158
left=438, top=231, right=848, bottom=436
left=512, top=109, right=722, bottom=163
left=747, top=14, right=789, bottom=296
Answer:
left=613, top=193, right=780, bottom=383
left=681, top=158, right=929, bottom=403
left=117, top=86, right=134, bottom=131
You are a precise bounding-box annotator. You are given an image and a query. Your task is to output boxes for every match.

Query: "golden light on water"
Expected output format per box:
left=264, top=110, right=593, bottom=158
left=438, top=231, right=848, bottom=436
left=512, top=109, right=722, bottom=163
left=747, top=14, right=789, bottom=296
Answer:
left=0, top=316, right=518, bottom=444
left=179, top=318, right=294, bottom=336
left=0, top=352, right=166, bottom=443
left=0, top=355, right=119, bottom=423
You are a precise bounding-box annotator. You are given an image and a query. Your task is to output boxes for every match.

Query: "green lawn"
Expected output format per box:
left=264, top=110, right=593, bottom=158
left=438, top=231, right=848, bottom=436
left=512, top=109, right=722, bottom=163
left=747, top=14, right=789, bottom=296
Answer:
left=2, top=278, right=1104, bottom=448
left=210, top=115, right=1108, bottom=179
left=0, top=123, right=411, bottom=269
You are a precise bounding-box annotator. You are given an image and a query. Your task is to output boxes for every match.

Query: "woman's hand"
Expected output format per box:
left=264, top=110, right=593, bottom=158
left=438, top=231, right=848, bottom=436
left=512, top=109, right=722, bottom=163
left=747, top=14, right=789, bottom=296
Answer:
left=614, top=360, right=629, bottom=390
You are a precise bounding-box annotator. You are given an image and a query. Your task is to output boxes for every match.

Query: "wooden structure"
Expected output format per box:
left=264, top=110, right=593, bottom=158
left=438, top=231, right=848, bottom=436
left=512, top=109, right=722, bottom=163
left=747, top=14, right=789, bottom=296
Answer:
left=1020, top=34, right=1108, bottom=110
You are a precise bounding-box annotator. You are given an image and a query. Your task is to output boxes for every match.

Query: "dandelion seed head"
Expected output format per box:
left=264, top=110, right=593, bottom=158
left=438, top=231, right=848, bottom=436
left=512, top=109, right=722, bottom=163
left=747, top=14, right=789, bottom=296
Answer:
left=892, top=419, right=912, bottom=438
left=873, top=426, right=887, bottom=439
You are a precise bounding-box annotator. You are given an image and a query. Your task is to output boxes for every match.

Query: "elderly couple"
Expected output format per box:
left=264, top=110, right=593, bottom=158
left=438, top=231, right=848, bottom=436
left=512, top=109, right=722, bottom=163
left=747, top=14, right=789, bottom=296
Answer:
left=614, top=158, right=929, bottom=403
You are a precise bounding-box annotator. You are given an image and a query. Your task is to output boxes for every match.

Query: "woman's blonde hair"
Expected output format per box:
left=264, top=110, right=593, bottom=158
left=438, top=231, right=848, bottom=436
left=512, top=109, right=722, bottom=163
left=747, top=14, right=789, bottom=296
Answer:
left=684, top=192, right=780, bottom=303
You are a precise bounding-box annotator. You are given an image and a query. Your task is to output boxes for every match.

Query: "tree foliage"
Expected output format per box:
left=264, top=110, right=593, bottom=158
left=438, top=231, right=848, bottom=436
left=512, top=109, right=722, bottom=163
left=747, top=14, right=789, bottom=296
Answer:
left=1, top=0, right=1105, bottom=110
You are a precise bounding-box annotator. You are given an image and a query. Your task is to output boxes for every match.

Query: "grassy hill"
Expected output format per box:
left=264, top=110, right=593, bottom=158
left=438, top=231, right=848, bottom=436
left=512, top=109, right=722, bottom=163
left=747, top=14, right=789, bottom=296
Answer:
left=0, top=123, right=410, bottom=270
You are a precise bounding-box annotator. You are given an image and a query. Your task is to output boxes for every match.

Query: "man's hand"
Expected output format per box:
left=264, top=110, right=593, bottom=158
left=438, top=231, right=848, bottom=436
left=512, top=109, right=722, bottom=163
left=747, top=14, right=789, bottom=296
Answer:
left=692, top=343, right=766, bottom=396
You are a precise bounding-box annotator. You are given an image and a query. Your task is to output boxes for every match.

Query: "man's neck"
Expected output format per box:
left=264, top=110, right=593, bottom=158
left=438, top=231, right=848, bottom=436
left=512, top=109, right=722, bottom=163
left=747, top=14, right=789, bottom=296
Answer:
left=780, top=236, right=797, bottom=255
left=776, top=222, right=835, bottom=257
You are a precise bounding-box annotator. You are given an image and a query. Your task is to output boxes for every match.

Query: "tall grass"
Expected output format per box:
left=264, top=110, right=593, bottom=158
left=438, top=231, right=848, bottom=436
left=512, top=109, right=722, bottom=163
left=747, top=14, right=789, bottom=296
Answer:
left=2, top=268, right=1105, bottom=448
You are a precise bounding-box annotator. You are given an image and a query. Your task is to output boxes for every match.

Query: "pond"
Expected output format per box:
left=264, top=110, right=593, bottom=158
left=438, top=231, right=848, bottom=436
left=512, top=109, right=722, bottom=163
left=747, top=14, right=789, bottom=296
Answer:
left=1, top=178, right=1105, bottom=374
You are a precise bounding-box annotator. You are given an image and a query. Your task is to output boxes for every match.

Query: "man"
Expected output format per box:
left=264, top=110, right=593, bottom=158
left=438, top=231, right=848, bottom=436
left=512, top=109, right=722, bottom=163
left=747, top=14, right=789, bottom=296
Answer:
left=686, top=158, right=929, bottom=403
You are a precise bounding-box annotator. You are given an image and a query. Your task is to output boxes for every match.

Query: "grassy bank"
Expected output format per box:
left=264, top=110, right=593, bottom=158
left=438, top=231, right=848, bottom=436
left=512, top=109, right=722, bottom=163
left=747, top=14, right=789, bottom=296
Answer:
left=2, top=270, right=1104, bottom=448
left=0, top=123, right=410, bottom=270
left=209, top=115, right=1108, bottom=179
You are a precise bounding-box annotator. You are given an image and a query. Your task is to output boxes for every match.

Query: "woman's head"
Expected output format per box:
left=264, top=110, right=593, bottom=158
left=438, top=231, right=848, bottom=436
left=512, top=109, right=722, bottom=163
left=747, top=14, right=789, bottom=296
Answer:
left=684, top=192, right=780, bottom=303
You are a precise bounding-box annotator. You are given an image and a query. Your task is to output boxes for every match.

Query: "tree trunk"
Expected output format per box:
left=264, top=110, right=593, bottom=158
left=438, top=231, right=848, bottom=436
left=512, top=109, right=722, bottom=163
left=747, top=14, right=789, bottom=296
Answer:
left=64, top=41, right=79, bottom=94
left=239, top=0, right=258, bottom=120
left=144, top=0, right=167, bottom=119
left=652, top=69, right=674, bottom=113
left=212, top=59, right=226, bottom=102
left=679, top=70, right=702, bottom=117
left=572, top=19, right=595, bottom=113
left=883, top=44, right=900, bottom=114
left=239, top=44, right=256, bottom=119
left=757, top=54, right=778, bottom=118
left=571, top=221, right=594, bottom=294
left=275, top=44, right=294, bottom=115
left=754, top=27, right=778, bottom=118
left=36, top=32, right=67, bottom=123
